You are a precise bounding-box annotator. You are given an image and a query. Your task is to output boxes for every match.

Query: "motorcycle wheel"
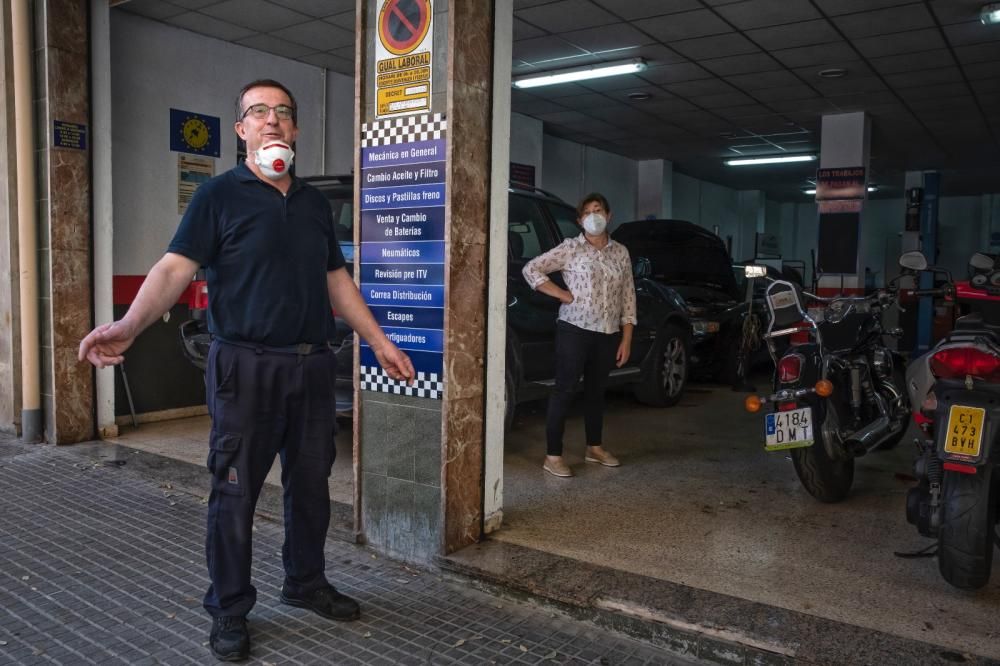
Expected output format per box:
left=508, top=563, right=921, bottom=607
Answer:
left=790, top=403, right=855, bottom=503
left=938, top=466, right=996, bottom=590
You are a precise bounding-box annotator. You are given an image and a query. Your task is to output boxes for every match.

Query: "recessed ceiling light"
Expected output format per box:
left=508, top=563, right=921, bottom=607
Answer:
left=719, top=131, right=736, bottom=138
left=818, top=68, right=847, bottom=78
left=512, top=58, right=647, bottom=89
left=726, top=155, right=816, bottom=166
left=628, top=92, right=653, bottom=101
left=981, top=3, right=1000, bottom=24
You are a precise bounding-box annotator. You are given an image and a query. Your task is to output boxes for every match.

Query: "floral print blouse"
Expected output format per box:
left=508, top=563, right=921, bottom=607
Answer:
left=522, top=234, right=637, bottom=334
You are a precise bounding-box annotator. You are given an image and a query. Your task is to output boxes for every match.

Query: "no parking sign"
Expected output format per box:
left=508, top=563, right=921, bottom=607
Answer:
left=374, top=0, right=433, bottom=118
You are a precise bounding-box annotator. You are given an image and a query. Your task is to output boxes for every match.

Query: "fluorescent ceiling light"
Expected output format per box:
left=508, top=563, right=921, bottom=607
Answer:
left=725, top=155, right=816, bottom=166
left=802, top=186, right=878, bottom=195
left=513, top=59, right=646, bottom=89
left=981, top=3, right=1000, bottom=24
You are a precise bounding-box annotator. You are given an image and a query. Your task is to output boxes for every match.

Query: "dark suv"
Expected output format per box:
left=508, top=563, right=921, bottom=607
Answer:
left=505, top=187, right=691, bottom=429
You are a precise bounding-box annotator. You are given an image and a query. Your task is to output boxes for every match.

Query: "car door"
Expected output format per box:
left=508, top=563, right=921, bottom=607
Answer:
left=507, top=193, right=561, bottom=383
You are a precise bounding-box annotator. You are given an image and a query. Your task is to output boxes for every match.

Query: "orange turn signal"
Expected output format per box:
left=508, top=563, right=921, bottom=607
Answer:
left=815, top=379, right=834, bottom=397
left=745, top=395, right=762, bottom=413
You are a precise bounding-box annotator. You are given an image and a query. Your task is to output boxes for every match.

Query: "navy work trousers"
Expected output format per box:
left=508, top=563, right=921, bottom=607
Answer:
left=546, top=321, right=620, bottom=456
left=203, top=339, right=337, bottom=618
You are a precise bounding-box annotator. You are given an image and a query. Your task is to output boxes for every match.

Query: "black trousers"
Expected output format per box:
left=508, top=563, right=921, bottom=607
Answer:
left=546, top=321, right=620, bottom=456
left=203, top=340, right=337, bottom=618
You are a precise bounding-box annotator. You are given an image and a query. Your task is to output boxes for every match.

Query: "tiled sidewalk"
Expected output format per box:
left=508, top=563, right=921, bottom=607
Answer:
left=0, top=441, right=693, bottom=665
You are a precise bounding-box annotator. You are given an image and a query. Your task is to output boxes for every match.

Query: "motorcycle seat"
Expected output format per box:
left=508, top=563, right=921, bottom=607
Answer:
left=947, top=313, right=1000, bottom=344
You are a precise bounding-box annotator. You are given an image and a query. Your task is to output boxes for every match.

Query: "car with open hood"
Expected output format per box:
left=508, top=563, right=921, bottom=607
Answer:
left=612, top=219, right=749, bottom=383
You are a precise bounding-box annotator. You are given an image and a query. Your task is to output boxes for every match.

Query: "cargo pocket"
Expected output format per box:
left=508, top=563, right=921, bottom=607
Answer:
left=207, top=431, right=245, bottom=496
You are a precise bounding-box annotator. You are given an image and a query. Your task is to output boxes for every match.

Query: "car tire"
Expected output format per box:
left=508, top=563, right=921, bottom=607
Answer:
left=634, top=324, right=688, bottom=407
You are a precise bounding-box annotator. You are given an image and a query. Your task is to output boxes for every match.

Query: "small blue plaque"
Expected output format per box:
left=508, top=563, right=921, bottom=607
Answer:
left=53, top=121, right=86, bottom=150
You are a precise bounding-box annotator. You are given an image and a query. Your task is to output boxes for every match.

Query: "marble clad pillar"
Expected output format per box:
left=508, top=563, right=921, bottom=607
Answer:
left=36, top=0, right=94, bottom=443
left=357, top=0, right=493, bottom=561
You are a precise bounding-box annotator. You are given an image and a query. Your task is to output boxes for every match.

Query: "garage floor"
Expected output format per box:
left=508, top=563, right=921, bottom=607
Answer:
left=108, top=377, right=1000, bottom=659
left=105, top=415, right=355, bottom=506
left=498, top=376, right=1000, bottom=660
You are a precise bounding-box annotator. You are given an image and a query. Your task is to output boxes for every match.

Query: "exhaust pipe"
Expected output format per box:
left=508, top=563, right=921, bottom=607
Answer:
left=844, top=391, right=904, bottom=453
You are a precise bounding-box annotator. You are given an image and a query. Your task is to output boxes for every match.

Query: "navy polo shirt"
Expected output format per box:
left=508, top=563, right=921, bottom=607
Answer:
left=168, top=163, right=346, bottom=346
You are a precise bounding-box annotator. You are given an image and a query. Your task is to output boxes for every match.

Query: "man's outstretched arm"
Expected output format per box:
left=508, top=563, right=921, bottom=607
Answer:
left=79, top=252, right=200, bottom=368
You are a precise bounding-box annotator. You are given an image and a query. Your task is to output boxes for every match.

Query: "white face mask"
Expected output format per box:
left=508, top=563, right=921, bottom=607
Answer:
left=582, top=212, right=608, bottom=236
left=254, top=142, right=294, bottom=179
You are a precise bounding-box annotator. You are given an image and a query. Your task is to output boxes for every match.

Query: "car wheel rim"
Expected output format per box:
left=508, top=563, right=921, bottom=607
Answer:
left=661, top=338, right=686, bottom=396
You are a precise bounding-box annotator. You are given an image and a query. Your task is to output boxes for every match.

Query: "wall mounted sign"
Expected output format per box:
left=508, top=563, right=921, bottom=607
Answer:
left=360, top=113, right=448, bottom=399
left=169, top=108, right=220, bottom=157
left=510, top=162, right=535, bottom=188
left=177, top=154, right=215, bottom=214
left=374, top=0, right=433, bottom=119
left=53, top=121, right=86, bottom=150
left=815, top=166, right=865, bottom=201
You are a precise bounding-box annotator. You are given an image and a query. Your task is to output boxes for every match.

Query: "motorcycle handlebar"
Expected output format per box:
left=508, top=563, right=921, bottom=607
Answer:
left=910, top=288, right=950, bottom=298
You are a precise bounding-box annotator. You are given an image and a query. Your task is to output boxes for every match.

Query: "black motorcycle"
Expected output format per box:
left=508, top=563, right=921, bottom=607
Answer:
left=745, top=274, right=910, bottom=502
left=902, top=250, right=1000, bottom=589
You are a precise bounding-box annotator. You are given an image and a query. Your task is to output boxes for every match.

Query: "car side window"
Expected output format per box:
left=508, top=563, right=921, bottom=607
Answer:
left=508, top=195, right=554, bottom=261
left=547, top=203, right=581, bottom=241
left=324, top=190, right=354, bottom=244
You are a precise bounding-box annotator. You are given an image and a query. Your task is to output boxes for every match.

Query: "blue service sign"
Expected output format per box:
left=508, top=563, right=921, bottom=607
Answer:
left=360, top=133, right=447, bottom=395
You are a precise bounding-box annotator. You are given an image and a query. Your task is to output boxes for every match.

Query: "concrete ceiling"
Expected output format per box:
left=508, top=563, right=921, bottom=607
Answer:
left=118, top=0, right=1000, bottom=201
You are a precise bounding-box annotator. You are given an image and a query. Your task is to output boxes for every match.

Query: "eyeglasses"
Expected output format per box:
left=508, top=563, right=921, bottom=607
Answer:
left=241, top=103, right=295, bottom=120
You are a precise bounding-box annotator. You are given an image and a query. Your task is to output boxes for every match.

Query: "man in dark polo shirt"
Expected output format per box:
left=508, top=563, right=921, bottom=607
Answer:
left=79, top=79, right=414, bottom=662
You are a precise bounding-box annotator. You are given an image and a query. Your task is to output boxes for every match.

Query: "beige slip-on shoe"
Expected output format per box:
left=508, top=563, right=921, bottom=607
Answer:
left=543, top=457, right=573, bottom=477
left=585, top=447, right=620, bottom=467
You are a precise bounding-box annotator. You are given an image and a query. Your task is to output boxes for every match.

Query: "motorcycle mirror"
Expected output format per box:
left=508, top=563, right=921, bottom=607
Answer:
left=632, top=256, right=651, bottom=279
left=969, top=252, right=995, bottom=271
left=899, top=251, right=928, bottom=272
left=744, top=265, right=768, bottom=278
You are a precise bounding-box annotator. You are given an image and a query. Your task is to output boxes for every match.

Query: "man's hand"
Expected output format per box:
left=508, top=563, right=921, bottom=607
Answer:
left=78, top=320, right=138, bottom=369
left=615, top=338, right=630, bottom=368
left=558, top=288, right=574, bottom=304
left=373, top=341, right=416, bottom=385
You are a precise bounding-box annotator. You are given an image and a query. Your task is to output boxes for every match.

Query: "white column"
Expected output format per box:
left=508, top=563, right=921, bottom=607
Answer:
left=483, top=0, right=512, bottom=535
left=90, top=0, right=115, bottom=437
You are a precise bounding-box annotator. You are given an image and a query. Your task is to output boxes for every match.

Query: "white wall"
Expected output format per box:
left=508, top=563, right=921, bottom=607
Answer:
left=509, top=112, right=543, bottom=185
left=540, top=135, right=638, bottom=224
left=111, top=11, right=352, bottom=273
left=325, top=71, right=355, bottom=177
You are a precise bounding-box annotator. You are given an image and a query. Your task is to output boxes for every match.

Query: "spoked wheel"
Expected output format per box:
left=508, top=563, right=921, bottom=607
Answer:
left=634, top=324, right=688, bottom=407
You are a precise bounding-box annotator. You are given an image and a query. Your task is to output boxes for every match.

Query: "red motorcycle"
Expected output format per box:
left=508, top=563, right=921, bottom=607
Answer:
left=903, top=250, right=1000, bottom=589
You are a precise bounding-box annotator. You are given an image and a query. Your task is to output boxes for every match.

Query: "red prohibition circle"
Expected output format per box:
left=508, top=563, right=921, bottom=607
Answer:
left=378, top=0, right=431, bottom=56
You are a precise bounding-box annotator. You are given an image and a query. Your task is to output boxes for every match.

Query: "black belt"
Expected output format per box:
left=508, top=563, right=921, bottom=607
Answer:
left=216, top=337, right=332, bottom=356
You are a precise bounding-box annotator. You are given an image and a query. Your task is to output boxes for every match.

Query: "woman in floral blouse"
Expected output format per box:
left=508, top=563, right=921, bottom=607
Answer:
left=522, top=192, right=637, bottom=478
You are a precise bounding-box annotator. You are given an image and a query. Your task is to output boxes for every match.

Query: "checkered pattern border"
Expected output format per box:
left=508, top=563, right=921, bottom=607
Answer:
left=361, top=365, right=442, bottom=399
left=362, top=114, right=447, bottom=147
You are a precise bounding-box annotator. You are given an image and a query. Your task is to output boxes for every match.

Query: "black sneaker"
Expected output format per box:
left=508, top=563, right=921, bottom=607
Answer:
left=280, top=584, right=361, bottom=621
left=209, top=616, right=249, bottom=662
